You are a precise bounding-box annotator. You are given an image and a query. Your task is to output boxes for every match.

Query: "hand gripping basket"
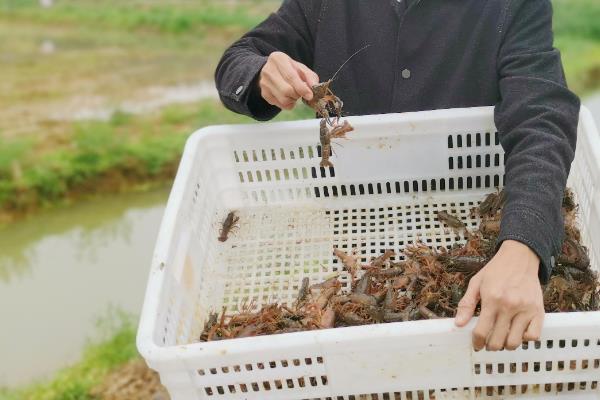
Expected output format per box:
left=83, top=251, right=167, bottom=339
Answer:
left=137, top=106, right=600, bottom=400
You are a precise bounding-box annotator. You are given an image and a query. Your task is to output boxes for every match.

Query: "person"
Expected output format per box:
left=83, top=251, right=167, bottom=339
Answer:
left=214, top=0, right=580, bottom=351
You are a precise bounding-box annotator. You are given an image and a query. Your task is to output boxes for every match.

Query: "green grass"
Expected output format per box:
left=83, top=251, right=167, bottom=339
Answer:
left=0, top=100, right=313, bottom=219
left=557, top=37, right=600, bottom=95
left=553, top=0, right=600, bottom=94
left=0, top=311, right=138, bottom=400
left=1, top=0, right=273, bottom=33
left=553, top=0, right=600, bottom=42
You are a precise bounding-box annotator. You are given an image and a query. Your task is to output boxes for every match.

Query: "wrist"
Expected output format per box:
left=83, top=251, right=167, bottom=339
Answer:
left=499, top=240, right=540, bottom=273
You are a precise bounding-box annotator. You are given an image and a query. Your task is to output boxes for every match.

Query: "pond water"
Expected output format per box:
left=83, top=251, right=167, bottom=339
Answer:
left=0, top=189, right=168, bottom=388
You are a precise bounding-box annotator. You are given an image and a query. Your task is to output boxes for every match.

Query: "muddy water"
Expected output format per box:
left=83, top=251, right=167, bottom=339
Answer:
left=0, top=189, right=168, bottom=388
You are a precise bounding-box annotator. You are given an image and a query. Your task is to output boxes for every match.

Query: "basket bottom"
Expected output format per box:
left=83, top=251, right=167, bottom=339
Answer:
left=194, top=192, right=486, bottom=340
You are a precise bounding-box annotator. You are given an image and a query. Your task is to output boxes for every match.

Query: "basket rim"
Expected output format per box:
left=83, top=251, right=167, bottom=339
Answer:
left=138, top=312, right=600, bottom=363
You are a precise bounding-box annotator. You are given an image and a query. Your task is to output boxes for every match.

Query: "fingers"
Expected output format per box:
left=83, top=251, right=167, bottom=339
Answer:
left=486, top=312, right=511, bottom=351
left=259, top=52, right=318, bottom=109
left=473, top=306, right=496, bottom=351
left=260, top=87, right=294, bottom=110
left=276, top=60, right=313, bottom=100
left=505, top=313, right=530, bottom=350
left=455, top=275, right=481, bottom=327
left=524, top=311, right=544, bottom=341
left=294, top=61, right=320, bottom=87
left=473, top=307, right=544, bottom=351
left=460, top=244, right=545, bottom=352
left=259, top=53, right=297, bottom=109
left=263, top=72, right=297, bottom=110
left=493, top=308, right=543, bottom=350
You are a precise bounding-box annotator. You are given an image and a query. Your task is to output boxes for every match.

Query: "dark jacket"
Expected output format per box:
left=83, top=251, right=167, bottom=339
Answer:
left=215, top=0, right=580, bottom=283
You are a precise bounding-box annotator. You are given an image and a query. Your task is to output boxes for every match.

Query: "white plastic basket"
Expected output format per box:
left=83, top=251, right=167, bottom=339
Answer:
left=137, top=106, right=600, bottom=400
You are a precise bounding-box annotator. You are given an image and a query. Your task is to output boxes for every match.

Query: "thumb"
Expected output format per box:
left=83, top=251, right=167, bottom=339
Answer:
left=455, top=275, right=481, bottom=327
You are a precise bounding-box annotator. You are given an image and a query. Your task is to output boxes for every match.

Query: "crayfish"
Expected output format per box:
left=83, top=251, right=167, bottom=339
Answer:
left=303, top=45, right=370, bottom=167
left=218, top=211, right=239, bottom=242
left=319, top=119, right=354, bottom=167
left=302, top=45, right=370, bottom=125
left=303, top=80, right=344, bottom=126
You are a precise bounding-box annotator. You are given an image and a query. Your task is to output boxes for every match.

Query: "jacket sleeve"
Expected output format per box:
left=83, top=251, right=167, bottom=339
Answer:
left=494, top=0, right=580, bottom=283
left=214, top=0, right=321, bottom=121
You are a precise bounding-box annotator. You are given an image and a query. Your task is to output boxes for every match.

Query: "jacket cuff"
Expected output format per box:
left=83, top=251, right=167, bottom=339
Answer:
left=217, top=54, right=280, bottom=121
left=496, top=208, right=559, bottom=284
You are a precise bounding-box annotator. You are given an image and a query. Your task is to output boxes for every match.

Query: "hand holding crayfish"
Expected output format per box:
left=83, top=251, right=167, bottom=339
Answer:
left=258, top=51, right=319, bottom=110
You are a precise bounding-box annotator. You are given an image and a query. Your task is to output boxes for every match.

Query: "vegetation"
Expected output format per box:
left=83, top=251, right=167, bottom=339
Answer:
left=0, top=0, right=312, bottom=223
left=0, top=101, right=311, bottom=223
left=553, top=0, right=600, bottom=94
left=0, top=312, right=138, bottom=400
left=1, top=0, right=273, bottom=33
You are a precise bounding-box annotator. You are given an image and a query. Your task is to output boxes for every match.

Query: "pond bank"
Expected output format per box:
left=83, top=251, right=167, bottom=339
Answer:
left=0, top=100, right=312, bottom=226
left=0, top=316, right=141, bottom=400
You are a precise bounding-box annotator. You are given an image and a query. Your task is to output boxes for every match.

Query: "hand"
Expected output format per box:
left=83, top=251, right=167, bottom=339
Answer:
left=455, top=240, right=545, bottom=350
left=259, top=51, right=319, bottom=110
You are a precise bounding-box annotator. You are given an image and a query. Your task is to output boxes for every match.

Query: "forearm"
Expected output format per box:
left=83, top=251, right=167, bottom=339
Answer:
left=494, top=0, right=580, bottom=282
left=496, top=74, right=579, bottom=282
left=214, top=0, right=319, bottom=120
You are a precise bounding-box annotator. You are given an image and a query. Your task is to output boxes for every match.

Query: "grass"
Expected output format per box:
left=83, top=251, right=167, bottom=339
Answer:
left=0, top=311, right=138, bottom=400
left=553, top=0, right=600, bottom=94
left=1, top=0, right=275, bottom=33
left=553, top=0, right=600, bottom=42
left=0, top=100, right=312, bottom=222
left=0, top=0, right=280, bottom=138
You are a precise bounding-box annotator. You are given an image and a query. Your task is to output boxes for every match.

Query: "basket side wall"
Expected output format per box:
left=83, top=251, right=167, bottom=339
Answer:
left=223, top=110, right=505, bottom=209
left=567, top=108, right=600, bottom=273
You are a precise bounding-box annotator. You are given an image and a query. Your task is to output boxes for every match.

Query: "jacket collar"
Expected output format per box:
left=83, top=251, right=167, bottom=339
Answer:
left=391, top=0, right=422, bottom=17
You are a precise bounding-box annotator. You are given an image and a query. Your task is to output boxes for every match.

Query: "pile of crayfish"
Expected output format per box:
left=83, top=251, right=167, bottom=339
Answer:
left=200, top=189, right=599, bottom=341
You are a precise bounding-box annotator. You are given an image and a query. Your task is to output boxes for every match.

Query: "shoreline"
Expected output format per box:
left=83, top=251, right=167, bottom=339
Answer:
left=0, top=163, right=176, bottom=225
left=0, top=100, right=313, bottom=226
left=2, top=87, right=599, bottom=226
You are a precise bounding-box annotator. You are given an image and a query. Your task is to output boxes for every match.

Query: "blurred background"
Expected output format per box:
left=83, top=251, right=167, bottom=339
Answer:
left=0, top=0, right=599, bottom=399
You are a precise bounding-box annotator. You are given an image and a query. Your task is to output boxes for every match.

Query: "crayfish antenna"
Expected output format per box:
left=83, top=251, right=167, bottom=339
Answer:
left=329, top=44, right=372, bottom=82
